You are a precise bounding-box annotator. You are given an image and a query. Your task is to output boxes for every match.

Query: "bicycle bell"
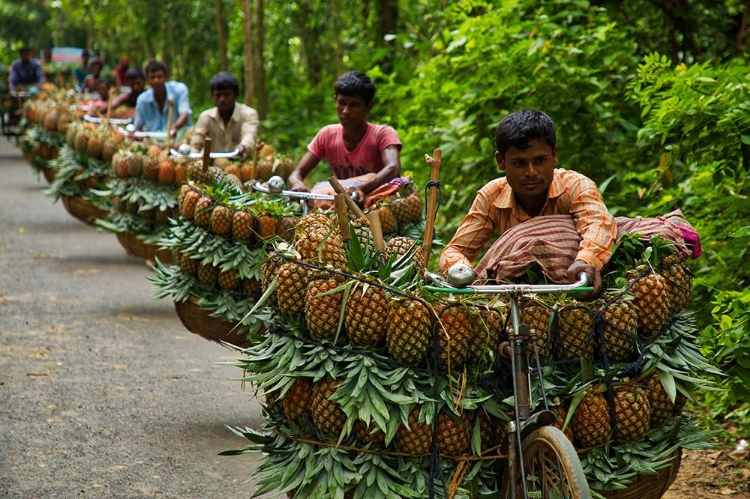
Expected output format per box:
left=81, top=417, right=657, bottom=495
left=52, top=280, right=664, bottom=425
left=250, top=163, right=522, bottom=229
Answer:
left=177, top=143, right=191, bottom=155
left=267, top=175, right=285, bottom=194
left=446, top=263, right=475, bottom=287
left=125, top=123, right=136, bottom=133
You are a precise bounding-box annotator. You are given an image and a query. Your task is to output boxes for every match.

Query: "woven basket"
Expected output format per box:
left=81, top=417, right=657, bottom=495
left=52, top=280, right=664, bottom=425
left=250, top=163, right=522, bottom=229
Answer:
left=116, top=231, right=173, bottom=264
left=174, top=296, right=251, bottom=348
left=42, top=166, right=57, bottom=184
left=61, top=195, right=107, bottom=226
left=600, top=449, right=682, bottom=499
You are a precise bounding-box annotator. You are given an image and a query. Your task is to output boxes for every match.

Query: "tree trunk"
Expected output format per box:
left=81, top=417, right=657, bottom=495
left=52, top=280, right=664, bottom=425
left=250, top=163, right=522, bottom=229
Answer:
left=330, top=0, right=344, bottom=76
left=253, top=0, right=267, bottom=120
left=241, top=0, right=254, bottom=105
left=215, top=0, right=228, bottom=71
left=375, top=0, right=398, bottom=71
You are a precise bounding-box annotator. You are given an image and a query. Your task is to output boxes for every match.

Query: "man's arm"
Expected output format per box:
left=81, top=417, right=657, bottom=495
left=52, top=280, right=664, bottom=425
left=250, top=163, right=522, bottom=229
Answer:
left=355, top=145, right=401, bottom=195
left=438, top=185, right=498, bottom=274
left=237, top=107, right=259, bottom=161
left=288, top=151, right=321, bottom=192
left=189, top=111, right=209, bottom=154
left=35, top=63, right=45, bottom=85
left=170, top=83, right=192, bottom=136
left=8, top=65, right=18, bottom=94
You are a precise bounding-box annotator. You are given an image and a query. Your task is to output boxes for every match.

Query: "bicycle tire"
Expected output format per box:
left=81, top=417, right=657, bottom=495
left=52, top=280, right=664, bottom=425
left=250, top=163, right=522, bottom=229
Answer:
left=504, top=425, right=591, bottom=499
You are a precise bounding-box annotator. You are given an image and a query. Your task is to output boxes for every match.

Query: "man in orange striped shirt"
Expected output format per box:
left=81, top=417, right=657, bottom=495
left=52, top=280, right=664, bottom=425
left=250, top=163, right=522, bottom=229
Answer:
left=439, top=109, right=616, bottom=295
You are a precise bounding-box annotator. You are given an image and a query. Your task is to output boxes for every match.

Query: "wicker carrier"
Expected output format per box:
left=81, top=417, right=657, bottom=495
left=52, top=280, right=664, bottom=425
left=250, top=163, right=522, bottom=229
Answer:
left=42, top=166, right=57, bottom=184
left=116, top=231, right=173, bottom=264
left=601, top=449, right=682, bottom=499
left=61, top=194, right=107, bottom=226
left=174, top=296, right=251, bottom=348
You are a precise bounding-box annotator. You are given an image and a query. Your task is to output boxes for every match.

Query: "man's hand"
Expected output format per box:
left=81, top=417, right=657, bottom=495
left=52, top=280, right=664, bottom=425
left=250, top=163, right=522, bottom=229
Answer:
left=347, top=187, right=365, bottom=208
left=238, top=145, right=247, bottom=162
left=289, top=181, right=310, bottom=193
left=566, top=259, right=601, bottom=299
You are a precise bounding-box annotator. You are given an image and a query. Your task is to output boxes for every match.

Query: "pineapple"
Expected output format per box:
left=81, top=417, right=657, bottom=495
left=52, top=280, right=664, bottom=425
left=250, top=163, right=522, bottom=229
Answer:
left=179, top=253, right=199, bottom=276
left=295, top=223, right=348, bottom=274
left=345, top=281, right=389, bottom=347
left=142, top=157, right=160, bottom=181
left=406, top=193, right=423, bottom=222
left=310, top=376, right=347, bottom=437
left=101, top=139, right=118, bottom=162
left=74, top=130, right=89, bottom=155
left=640, top=372, right=678, bottom=428
left=277, top=262, right=310, bottom=316
left=555, top=301, right=595, bottom=361
left=194, top=196, right=215, bottom=228
left=627, top=266, right=670, bottom=338
left=465, top=305, right=503, bottom=364
left=570, top=392, right=611, bottom=449
left=353, top=420, right=386, bottom=446
left=241, top=277, right=262, bottom=297
left=612, top=384, right=651, bottom=443
left=146, top=144, right=162, bottom=158
left=478, top=410, right=506, bottom=454
left=174, top=164, right=188, bottom=184
left=395, top=406, right=432, bottom=456
left=224, top=164, right=241, bottom=179
left=436, top=411, right=471, bottom=458
left=385, top=236, right=424, bottom=276
left=599, top=297, right=639, bottom=362
left=386, top=298, right=432, bottom=366
left=197, top=263, right=219, bottom=288
left=231, top=210, right=256, bottom=242
left=256, top=214, right=277, bottom=240
left=260, top=253, right=284, bottom=305
left=218, top=268, right=240, bottom=291
left=520, top=297, right=552, bottom=359
left=282, top=377, right=312, bottom=421
left=154, top=207, right=171, bottom=225
left=158, top=160, right=176, bottom=185
left=276, top=216, right=297, bottom=242
left=435, top=303, right=472, bottom=370
left=257, top=158, right=274, bottom=181
left=660, top=254, right=693, bottom=313
left=305, top=278, right=344, bottom=341
left=127, top=153, right=144, bottom=178
left=390, top=196, right=413, bottom=225
left=209, top=206, right=233, bottom=236
left=181, top=190, right=201, bottom=220
left=87, top=132, right=104, bottom=160
left=550, top=402, right=574, bottom=442
left=376, top=205, right=397, bottom=235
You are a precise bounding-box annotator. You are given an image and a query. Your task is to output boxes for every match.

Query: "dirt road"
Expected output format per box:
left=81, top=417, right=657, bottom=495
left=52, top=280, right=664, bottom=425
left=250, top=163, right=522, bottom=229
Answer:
left=0, top=142, right=264, bottom=498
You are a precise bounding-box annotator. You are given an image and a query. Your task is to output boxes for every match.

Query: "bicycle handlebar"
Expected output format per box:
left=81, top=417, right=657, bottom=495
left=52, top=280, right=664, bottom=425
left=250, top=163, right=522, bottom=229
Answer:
left=169, top=147, right=240, bottom=159
left=116, top=125, right=168, bottom=139
left=424, top=273, right=593, bottom=295
left=83, top=114, right=133, bottom=125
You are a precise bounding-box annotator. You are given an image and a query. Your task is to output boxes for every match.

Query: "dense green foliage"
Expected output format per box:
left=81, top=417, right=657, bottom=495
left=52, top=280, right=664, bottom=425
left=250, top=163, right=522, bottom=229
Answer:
left=3, top=0, right=749, bottom=433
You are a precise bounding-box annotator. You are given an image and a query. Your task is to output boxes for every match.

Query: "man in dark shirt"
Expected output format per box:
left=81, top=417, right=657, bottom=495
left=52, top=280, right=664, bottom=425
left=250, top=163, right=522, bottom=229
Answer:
left=8, top=47, right=45, bottom=94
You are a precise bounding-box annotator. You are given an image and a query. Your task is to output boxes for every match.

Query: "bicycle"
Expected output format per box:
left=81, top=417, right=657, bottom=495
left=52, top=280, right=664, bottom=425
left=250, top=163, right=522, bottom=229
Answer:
left=425, top=263, right=593, bottom=499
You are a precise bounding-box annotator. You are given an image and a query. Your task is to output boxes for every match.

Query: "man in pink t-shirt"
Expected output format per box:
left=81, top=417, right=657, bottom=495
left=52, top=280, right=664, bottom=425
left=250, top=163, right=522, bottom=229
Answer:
left=288, top=71, right=403, bottom=204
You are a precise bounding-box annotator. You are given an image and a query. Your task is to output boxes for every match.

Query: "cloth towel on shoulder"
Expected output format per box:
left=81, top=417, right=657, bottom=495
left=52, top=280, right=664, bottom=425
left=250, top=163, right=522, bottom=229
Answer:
left=474, top=209, right=699, bottom=284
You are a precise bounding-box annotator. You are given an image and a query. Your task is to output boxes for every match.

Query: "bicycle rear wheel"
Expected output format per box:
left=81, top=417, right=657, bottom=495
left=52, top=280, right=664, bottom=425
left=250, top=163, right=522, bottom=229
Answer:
left=509, top=425, right=591, bottom=499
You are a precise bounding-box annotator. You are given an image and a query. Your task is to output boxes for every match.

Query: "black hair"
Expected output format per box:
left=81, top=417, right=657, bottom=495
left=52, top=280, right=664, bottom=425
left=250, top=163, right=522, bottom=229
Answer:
left=494, top=109, right=556, bottom=156
left=144, top=60, right=168, bottom=76
left=334, top=71, right=376, bottom=103
left=125, top=68, right=145, bottom=80
left=81, top=50, right=90, bottom=57
left=90, top=59, right=103, bottom=68
left=209, top=71, right=239, bottom=94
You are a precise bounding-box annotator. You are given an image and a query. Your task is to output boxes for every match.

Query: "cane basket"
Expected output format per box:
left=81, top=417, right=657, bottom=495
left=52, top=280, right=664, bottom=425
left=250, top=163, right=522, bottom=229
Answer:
left=600, top=449, right=682, bottom=499
left=116, top=231, right=173, bottom=264
left=174, top=296, right=251, bottom=348
left=61, top=194, right=107, bottom=226
left=42, top=166, right=57, bottom=184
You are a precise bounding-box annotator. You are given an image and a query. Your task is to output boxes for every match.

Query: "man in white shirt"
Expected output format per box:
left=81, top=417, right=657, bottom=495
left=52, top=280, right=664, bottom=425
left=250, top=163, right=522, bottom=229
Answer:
left=189, top=72, right=258, bottom=161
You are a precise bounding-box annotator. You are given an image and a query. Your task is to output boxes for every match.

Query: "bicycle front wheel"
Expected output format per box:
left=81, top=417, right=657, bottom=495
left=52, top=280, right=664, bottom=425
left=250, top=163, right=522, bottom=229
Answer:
left=512, top=426, right=591, bottom=499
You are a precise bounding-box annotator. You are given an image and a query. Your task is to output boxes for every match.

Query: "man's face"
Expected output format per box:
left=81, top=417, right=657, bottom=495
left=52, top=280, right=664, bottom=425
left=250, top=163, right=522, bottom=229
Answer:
left=129, top=77, right=145, bottom=92
left=335, top=94, right=372, bottom=129
left=91, top=64, right=102, bottom=77
left=212, top=88, right=238, bottom=113
left=147, top=70, right=167, bottom=90
left=20, top=50, right=31, bottom=63
left=496, top=138, right=557, bottom=204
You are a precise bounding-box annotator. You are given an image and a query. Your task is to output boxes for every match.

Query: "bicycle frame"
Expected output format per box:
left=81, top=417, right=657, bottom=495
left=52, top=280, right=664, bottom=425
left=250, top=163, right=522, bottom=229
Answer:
left=425, top=269, right=592, bottom=499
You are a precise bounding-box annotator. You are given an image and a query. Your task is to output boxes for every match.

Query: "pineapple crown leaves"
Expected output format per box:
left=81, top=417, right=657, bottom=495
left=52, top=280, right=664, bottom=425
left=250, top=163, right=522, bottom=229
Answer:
left=347, top=224, right=381, bottom=273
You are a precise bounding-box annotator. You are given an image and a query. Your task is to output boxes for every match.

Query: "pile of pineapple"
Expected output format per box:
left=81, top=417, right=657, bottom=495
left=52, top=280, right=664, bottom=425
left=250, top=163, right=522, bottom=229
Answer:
left=150, top=160, right=303, bottom=345
left=17, top=91, right=79, bottom=179
left=222, top=213, right=717, bottom=497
